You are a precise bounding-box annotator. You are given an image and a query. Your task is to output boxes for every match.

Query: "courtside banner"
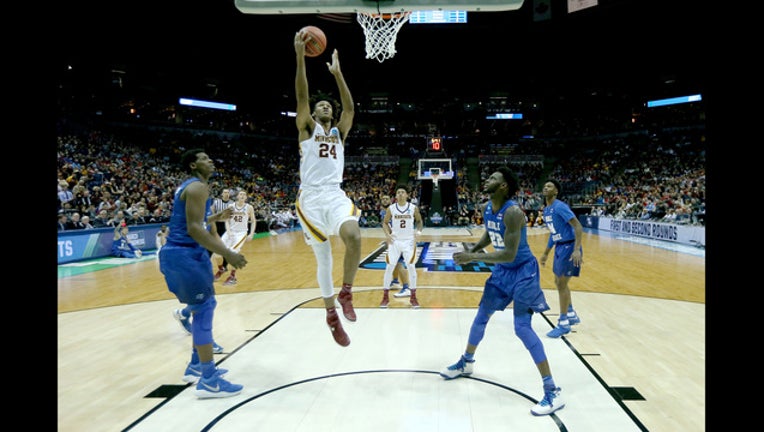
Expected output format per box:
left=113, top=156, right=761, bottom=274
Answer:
left=57, top=224, right=162, bottom=264
left=592, top=216, right=705, bottom=247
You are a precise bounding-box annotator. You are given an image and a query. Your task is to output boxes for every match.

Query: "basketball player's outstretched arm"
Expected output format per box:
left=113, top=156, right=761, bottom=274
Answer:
left=327, top=49, right=354, bottom=139
left=294, top=30, right=312, bottom=140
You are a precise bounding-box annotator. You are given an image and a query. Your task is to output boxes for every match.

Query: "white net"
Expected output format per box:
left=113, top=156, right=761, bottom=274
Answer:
left=356, top=12, right=411, bottom=63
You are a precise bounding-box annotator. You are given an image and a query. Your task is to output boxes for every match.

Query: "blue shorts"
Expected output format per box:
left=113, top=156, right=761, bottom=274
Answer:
left=553, top=241, right=582, bottom=278
left=159, top=243, right=215, bottom=305
left=480, top=258, right=549, bottom=313
left=113, top=250, right=138, bottom=258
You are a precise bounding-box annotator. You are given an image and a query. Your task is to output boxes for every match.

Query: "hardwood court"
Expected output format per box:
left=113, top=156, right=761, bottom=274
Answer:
left=57, top=227, right=705, bottom=431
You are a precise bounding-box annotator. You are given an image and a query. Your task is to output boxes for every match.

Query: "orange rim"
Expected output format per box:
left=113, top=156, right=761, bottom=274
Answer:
left=361, top=11, right=411, bottom=20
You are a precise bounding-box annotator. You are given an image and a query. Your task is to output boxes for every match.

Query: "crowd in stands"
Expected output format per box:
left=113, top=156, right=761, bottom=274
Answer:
left=57, top=97, right=706, bottom=235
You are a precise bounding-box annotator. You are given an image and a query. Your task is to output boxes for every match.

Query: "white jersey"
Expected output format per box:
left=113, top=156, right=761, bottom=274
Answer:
left=299, top=122, right=344, bottom=188
left=155, top=233, right=167, bottom=251
left=388, top=202, right=417, bottom=242
left=228, top=202, right=253, bottom=232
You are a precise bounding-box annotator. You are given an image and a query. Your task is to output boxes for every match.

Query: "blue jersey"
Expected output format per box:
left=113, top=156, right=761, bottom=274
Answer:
left=484, top=199, right=534, bottom=269
left=543, top=199, right=576, bottom=248
left=159, top=176, right=215, bottom=305
left=112, top=234, right=136, bottom=255
left=480, top=199, right=548, bottom=313
left=166, top=177, right=211, bottom=246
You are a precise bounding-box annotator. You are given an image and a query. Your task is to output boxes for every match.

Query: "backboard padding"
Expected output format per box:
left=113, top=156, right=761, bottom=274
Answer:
left=234, top=0, right=524, bottom=14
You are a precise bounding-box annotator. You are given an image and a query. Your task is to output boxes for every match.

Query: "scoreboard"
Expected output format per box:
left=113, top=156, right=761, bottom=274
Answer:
left=428, top=137, right=443, bottom=152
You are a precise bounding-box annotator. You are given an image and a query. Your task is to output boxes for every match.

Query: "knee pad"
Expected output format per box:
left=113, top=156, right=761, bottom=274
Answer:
left=467, top=307, right=493, bottom=347
left=191, top=296, right=216, bottom=346
left=514, top=312, right=546, bottom=364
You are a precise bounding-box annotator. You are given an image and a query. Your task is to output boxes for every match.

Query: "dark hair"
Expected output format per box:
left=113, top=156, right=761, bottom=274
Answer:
left=310, top=92, right=340, bottom=121
left=496, top=166, right=519, bottom=195
left=548, top=178, right=562, bottom=195
left=180, top=148, right=205, bottom=172
left=396, top=184, right=411, bottom=195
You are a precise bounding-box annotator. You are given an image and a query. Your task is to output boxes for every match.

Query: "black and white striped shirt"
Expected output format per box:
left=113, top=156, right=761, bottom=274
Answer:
left=211, top=197, right=231, bottom=215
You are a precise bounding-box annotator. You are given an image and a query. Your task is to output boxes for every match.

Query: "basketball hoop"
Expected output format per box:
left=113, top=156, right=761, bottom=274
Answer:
left=431, top=172, right=440, bottom=189
left=356, top=11, right=411, bottom=63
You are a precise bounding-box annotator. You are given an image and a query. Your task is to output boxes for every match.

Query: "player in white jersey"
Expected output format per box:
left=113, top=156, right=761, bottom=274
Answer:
left=213, top=189, right=256, bottom=286
left=155, top=224, right=168, bottom=270
left=381, top=185, right=424, bottom=308
left=294, top=30, right=360, bottom=347
left=380, top=194, right=406, bottom=289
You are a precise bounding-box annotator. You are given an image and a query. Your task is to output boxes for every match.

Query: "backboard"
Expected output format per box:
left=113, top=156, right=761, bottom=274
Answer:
left=417, top=158, right=454, bottom=181
left=234, top=0, right=524, bottom=14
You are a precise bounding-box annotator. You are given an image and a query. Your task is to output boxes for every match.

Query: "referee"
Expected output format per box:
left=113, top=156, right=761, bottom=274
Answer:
left=212, top=188, right=233, bottom=278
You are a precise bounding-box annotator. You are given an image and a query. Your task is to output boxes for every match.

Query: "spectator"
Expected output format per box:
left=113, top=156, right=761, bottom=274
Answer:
left=132, top=207, right=152, bottom=224
left=97, top=192, right=116, bottom=215
left=534, top=212, right=545, bottom=227
left=81, top=215, right=95, bottom=229
left=58, top=182, right=74, bottom=209
left=661, top=208, right=677, bottom=224
left=67, top=212, right=86, bottom=230
left=149, top=208, right=169, bottom=224
left=75, top=189, right=94, bottom=212
left=92, top=209, right=112, bottom=228
left=58, top=213, right=69, bottom=231
left=108, top=210, right=128, bottom=227
left=457, top=206, right=471, bottom=226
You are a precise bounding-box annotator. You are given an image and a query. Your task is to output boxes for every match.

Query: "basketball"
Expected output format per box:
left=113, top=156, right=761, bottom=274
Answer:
left=300, top=25, right=327, bottom=57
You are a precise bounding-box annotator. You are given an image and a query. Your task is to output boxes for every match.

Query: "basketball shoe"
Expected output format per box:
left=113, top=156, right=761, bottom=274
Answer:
left=182, top=362, right=228, bottom=384
left=326, top=307, right=350, bottom=347
left=439, top=355, right=474, bottom=380
left=213, top=265, right=227, bottom=281
left=173, top=309, right=192, bottom=335
left=409, top=290, right=420, bottom=308
left=531, top=387, right=565, bottom=416
left=212, top=341, right=224, bottom=354
left=546, top=322, right=571, bottom=338
left=336, top=287, right=356, bottom=321
left=379, top=290, right=390, bottom=308
left=194, top=374, right=243, bottom=399
left=393, top=287, right=411, bottom=298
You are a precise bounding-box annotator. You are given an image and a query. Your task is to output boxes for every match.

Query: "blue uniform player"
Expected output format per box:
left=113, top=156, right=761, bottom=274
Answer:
left=159, top=148, right=248, bottom=399
left=172, top=205, right=232, bottom=353
left=539, top=179, right=583, bottom=338
left=112, top=224, right=142, bottom=258
left=441, top=166, right=565, bottom=416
